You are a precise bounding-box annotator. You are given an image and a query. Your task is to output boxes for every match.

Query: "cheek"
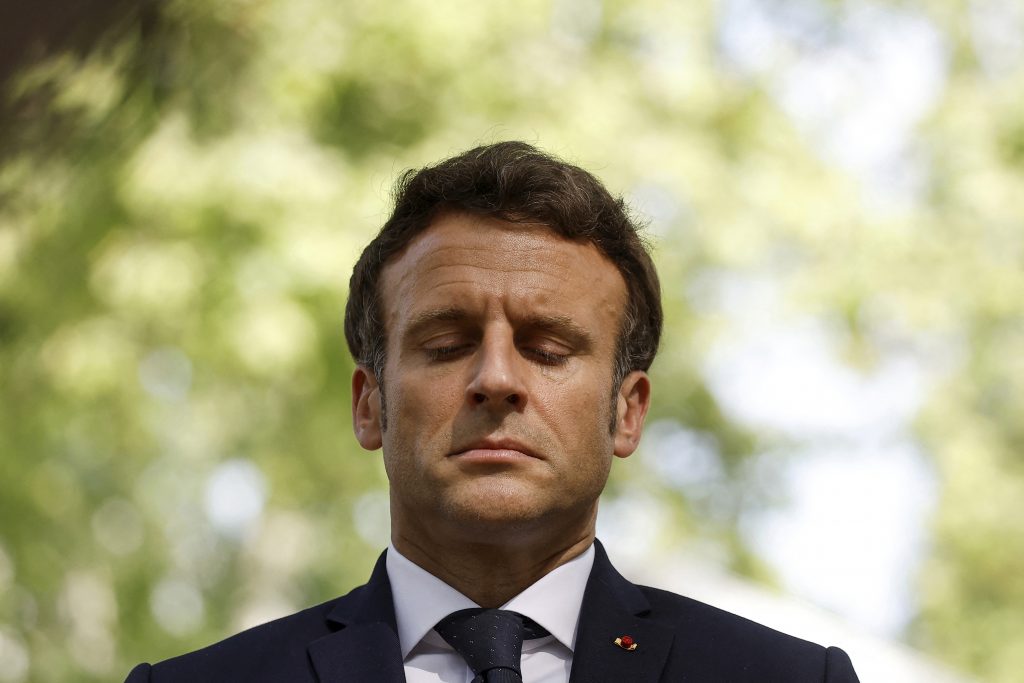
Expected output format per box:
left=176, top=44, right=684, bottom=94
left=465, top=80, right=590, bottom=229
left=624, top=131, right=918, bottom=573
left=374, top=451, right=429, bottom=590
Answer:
left=540, top=378, right=614, bottom=448
left=385, top=373, right=463, bottom=446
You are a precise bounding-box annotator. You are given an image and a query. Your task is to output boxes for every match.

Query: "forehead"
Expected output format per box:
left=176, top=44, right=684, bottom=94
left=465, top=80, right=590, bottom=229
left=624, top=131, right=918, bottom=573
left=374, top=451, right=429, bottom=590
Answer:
left=379, top=213, right=627, bottom=338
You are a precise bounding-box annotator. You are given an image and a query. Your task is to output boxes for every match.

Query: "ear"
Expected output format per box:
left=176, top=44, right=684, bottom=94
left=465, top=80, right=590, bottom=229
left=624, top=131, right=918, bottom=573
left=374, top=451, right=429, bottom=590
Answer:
left=613, top=370, right=651, bottom=459
left=352, top=365, right=383, bottom=451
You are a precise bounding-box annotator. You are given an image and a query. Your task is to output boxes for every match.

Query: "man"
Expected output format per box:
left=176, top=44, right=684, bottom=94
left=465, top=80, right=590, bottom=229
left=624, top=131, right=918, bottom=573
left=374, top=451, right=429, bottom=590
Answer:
left=125, top=142, right=860, bottom=682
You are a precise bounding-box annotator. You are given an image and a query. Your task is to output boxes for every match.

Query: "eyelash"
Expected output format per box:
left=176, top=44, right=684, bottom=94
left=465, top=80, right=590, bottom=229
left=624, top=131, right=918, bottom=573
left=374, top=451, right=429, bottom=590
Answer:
left=527, top=348, right=569, bottom=366
left=424, top=345, right=569, bottom=366
left=425, top=345, right=471, bottom=361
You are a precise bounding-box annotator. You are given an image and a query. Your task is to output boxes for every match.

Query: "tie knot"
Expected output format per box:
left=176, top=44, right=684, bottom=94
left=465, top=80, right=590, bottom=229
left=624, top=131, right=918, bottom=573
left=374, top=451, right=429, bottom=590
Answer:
left=434, top=608, right=550, bottom=682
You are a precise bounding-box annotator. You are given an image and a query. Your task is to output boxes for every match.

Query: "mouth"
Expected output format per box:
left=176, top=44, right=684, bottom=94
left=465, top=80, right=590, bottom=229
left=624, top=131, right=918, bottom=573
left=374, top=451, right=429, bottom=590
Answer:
left=449, top=438, right=541, bottom=462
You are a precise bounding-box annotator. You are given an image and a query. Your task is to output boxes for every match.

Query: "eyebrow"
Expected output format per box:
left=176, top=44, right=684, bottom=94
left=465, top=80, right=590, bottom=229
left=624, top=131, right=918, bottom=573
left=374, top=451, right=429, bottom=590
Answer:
left=404, top=307, right=473, bottom=341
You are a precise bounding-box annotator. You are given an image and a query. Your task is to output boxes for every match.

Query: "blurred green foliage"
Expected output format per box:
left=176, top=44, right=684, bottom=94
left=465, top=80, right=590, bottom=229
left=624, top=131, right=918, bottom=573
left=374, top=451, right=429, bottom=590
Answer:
left=0, top=0, right=1022, bottom=681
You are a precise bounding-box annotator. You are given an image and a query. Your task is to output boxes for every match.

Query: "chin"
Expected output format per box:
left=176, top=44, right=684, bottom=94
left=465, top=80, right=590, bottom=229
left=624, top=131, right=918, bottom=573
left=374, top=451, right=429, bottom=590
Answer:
left=442, top=485, right=549, bottom=529
left=439, top=483, right=591, bottom=542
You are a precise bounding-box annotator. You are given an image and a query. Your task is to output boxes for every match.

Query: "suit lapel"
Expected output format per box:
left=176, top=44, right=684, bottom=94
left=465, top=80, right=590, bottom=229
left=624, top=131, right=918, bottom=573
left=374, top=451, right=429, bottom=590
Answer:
left=569, top=542, right=674, bottom=683
left=306, top=542, right=673, bottom=683
left=308, top=553, right=406, bottom=683
left=307, top=622, right=405, bottom=683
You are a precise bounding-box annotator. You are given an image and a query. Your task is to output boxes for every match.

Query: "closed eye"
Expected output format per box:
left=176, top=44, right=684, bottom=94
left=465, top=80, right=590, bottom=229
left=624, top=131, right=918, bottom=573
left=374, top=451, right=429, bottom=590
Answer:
left=425, top=344, right=569, bottom=366
left=424, top=344, right=473, bottom=362
left=524, top=347, right=569, bottom=366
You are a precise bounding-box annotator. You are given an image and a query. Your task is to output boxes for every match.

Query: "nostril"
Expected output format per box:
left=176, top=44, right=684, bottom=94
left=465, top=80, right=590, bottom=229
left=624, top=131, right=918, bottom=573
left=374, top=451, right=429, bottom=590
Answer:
left=506, top=393, right=520, bottom=405
left=472, top=392, right=487, bottom=404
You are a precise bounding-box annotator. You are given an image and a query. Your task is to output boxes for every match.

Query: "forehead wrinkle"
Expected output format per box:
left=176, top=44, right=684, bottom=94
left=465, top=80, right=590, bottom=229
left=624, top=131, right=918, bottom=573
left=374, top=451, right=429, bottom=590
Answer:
left=409, top=233, right=574, bottom=266
left=414, top=258, right=574, bottom=281
left=396, top=262, right=573, bottom=305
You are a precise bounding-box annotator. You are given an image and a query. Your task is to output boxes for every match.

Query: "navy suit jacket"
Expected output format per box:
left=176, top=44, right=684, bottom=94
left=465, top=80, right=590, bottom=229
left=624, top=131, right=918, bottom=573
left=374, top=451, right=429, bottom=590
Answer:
left=125, top=541, right=859, bottom=682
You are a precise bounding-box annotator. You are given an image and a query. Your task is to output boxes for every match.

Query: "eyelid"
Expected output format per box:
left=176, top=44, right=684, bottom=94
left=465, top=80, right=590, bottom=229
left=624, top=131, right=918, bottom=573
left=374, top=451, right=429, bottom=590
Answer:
left=424, top=343, right=473, bottom=361
left=419, top=326, right=477, bottom=359
left=518, top=333, right=574, bottom=365
left=518, top=332, right=574, bottom=353
left=525, top=347, right=570, bottom=366
left=422, top=334, right=462, bottom=348
left=419, top=328, right=473, bottom=347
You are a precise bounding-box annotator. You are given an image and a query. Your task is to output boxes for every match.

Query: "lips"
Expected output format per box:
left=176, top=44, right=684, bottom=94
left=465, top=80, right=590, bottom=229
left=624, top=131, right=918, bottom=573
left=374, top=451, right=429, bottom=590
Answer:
left=450, top=438, right=541, bottom=460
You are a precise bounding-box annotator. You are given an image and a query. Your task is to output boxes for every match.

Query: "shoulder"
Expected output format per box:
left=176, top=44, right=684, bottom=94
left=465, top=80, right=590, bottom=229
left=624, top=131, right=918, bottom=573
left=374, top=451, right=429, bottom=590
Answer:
left=134, top=588, right=365, bottom=683
left=636, top=585, right=858, bottom=681
left=639, top=583, right=820, bottom=650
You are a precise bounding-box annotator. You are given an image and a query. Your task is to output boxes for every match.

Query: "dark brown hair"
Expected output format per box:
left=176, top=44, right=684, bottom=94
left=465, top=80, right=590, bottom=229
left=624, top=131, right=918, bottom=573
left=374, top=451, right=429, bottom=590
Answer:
left=344, top=141, right=662, bottom=395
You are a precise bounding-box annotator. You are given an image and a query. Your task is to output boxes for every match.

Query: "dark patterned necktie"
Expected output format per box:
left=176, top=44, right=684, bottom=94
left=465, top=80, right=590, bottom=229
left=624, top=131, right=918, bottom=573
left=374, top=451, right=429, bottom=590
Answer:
left=434, top=608, right=551, bottom=683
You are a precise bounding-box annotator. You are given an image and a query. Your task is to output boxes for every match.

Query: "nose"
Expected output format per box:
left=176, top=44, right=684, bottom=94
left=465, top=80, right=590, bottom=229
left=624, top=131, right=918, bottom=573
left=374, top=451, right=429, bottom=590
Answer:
left=465, top=329, right=527, bottom=410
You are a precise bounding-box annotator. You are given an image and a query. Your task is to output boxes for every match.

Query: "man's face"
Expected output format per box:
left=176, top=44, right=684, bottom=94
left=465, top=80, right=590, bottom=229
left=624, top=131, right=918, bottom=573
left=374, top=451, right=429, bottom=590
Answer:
left=352, top=212, right=649, bottom=546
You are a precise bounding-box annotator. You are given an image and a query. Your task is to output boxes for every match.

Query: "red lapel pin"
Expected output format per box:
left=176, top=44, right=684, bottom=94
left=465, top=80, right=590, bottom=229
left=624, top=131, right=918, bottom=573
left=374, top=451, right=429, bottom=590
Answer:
left=614, top=635, right=637, bottom=651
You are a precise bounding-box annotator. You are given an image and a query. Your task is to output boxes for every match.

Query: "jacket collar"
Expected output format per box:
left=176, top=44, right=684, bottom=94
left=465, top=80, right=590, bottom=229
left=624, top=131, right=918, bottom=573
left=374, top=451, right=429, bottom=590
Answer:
left=306, top=541, right=674, bottom=683
left=308, top=552, right=406, bottom=683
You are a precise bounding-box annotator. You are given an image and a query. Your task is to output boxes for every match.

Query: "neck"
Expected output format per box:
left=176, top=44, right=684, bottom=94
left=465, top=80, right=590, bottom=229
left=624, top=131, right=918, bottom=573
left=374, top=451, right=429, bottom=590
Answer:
left=392, top=520, right=596, bottom=608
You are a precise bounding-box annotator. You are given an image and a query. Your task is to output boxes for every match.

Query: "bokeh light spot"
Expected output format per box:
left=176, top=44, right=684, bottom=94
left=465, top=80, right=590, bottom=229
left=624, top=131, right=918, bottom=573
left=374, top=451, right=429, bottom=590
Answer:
left=150, top=578, right=205, bottom=636
left=204, top=459, right=268, bottom=538
left=138, top=347, right=193, bottom=402
left=0, top=628, right=29, bottom=683
left=91, top=498, right=145, bottom=556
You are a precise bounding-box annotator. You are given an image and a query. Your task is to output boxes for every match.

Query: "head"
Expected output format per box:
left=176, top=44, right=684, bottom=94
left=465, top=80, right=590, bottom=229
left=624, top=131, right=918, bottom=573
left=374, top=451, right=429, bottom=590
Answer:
left=344, top=141, right=662, bottom=548
left=345, top=141, right=662, bottom=422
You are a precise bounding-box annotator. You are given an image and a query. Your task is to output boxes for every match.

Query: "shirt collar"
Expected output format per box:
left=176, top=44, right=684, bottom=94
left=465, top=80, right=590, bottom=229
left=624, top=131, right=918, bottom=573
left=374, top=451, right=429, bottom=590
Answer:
left=386, top=543, right=595, bottom=659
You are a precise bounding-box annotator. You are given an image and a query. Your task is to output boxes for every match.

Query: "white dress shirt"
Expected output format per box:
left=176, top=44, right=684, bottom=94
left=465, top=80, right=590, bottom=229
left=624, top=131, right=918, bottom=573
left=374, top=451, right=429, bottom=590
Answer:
left=386, top=543, right=595, bottom=683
